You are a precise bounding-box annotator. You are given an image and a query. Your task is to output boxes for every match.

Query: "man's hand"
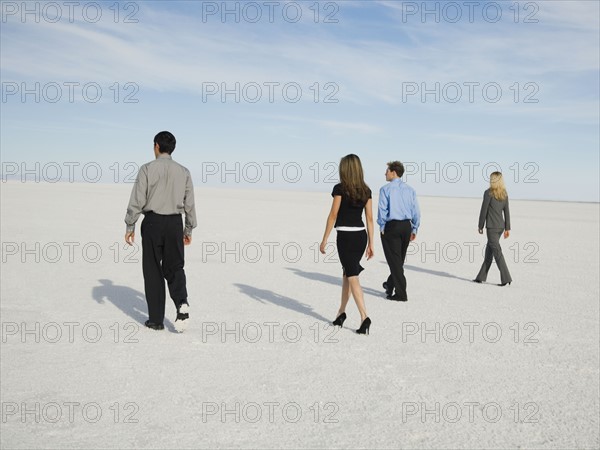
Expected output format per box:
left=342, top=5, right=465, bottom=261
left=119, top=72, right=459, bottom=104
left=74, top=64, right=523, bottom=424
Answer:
left=410, top=233, right=417, bottom=241
left=184, top=235, right=192, bottom=246
left=125, top=231, right=135, bottom=246
left=503, top=230, right=510, bottom=239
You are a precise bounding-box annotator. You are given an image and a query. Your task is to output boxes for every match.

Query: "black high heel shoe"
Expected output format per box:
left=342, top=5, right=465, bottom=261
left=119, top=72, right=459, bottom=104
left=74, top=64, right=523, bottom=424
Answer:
left=332, top=312, right=347, bottom=327
left=356, top=317, right=371, bottom=335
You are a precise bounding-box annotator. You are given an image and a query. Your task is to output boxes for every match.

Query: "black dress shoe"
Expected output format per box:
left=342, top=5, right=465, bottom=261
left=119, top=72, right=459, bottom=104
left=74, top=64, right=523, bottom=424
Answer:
left=498, top=282, right=512, bottom=286
left=144, top=320, right=164, bottom=330
left=387, top=295, right=407, bottom=302
left=473, top=279, right=483, bottom=283
left=175, top=301, right=190, bottom=333
left=382, top=282, right=393, bottom=296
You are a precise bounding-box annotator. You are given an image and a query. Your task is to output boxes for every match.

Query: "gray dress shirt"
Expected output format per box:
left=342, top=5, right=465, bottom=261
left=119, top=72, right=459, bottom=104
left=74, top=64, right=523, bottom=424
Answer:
left=478, top=188, right=511, bottom=230
left=124, top=154, right=197, bottom=236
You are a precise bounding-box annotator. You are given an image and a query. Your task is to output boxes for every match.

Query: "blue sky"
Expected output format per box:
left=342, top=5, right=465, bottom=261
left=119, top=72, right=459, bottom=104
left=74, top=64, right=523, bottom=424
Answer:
left=1, top=0, right=598, bottom=201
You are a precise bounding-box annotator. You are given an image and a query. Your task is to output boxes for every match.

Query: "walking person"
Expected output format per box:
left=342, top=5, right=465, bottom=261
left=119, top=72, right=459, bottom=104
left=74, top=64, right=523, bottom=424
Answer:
left=377, top=161, right=420, bottom=302
left=124, top=131, right=197, bottom=331
left=320, top=154, right=375, bottom=335
left=473, top=171, right=512, bottom=286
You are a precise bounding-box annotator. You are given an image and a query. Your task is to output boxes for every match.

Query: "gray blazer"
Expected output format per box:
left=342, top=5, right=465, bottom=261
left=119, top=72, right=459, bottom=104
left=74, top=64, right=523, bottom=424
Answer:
left=478, top=189, right=511, bottom=230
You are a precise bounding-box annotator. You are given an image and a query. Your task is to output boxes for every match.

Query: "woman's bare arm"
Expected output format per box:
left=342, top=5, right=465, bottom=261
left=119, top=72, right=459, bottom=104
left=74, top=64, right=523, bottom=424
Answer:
left=320, top=196, right=342, bottom=254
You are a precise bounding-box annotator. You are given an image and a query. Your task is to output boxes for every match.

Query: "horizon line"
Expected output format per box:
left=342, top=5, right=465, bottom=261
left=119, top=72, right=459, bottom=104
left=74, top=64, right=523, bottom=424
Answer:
left=1, top=179, right=598, bottom=205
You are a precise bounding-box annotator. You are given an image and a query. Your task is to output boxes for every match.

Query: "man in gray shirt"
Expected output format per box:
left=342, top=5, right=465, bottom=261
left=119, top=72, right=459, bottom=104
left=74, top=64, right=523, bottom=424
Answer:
left=124, top=131, right=197, bottom=332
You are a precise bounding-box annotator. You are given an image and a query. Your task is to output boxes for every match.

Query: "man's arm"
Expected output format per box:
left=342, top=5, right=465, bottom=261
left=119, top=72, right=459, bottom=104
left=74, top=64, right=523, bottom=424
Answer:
left=124, top=165, right=148, bottom=233
left=377, top=186, right=388, bottom=233
left=411, top=189, right=421, bottom=236
left=183, top=169, right=197, bottom=237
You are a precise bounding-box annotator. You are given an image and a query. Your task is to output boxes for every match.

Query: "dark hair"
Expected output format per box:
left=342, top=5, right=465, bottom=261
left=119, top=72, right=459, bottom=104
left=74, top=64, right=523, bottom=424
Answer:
left=154, top=131, right=176, bottom=154
left=387, top=161, right=404, bottom=178
left=339, top=154, right=370, bottom=204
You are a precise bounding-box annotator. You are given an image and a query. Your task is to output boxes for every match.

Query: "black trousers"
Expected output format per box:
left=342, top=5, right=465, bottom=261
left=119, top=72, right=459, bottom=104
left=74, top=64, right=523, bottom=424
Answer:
left=381, top=220, right=412, bottom=300
left=141, top=212, right=187, bottom=324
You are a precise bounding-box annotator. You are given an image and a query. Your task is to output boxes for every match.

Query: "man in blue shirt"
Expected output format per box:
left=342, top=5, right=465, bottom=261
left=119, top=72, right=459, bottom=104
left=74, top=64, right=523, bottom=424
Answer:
left=377, top=161, right=421, bottom=302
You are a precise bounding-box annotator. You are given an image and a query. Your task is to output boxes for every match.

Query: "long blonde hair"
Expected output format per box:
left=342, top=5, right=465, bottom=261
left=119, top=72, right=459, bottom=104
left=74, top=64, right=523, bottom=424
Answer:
left=489, top=171, right=508, bottom=201
left=339, top=154, right=370, bottom=204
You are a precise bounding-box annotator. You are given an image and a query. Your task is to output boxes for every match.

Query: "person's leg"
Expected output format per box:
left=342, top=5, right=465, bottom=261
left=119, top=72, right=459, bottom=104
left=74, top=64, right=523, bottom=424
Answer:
left=348, top=230, right=369, bottom=320
left=381, top=232, right=394, bottom=294
left=141, top=215, right=166, bottom=324
left=396, top=221, right=412, bottom=298
left=162, top=215, right=188, bottom=309
left=398, top=221, right=412, bottom=264
left=338, top=275, right=351, bottom=316
left=347, top=276, right=367, bottom=321
left=475, top=232, right=494, bottom=282
left=487, top=229, right=512, bottom=284
left=385, top=222, right=411, bottom=300
left=337, top=230, right=368, bottom=320
left=336, top=230, right=359, bottom=313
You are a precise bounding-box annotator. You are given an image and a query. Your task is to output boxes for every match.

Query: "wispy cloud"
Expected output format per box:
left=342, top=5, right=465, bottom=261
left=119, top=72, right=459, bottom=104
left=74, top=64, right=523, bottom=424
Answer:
left=2, top=1, right=597, bottom=117
left=250, top=113, right=383, bottom=135
left=0, top=1, right=597, bottom=200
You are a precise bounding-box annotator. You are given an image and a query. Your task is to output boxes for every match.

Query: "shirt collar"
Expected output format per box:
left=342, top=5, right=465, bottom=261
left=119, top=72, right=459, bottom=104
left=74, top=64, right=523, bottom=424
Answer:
left=157, top=154, right=172, bottom=160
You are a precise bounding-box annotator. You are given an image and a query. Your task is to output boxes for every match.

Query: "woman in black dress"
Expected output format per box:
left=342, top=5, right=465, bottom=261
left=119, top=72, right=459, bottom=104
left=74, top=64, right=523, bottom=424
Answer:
left=320, top=154, right=375, bottom=334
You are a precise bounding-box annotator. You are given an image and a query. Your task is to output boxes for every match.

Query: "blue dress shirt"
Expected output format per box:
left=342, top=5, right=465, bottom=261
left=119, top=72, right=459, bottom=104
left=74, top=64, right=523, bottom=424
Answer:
left=377, top=178, right=421, bottom=234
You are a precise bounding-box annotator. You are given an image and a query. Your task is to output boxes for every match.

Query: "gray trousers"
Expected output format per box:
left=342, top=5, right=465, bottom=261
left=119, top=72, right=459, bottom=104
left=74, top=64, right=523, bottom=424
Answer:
left=476, top=229, right=512, bottom=284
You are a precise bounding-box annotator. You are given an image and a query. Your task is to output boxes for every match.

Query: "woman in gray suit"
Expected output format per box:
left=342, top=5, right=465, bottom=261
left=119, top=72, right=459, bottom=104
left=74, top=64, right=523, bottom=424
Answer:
left=474, top=172, right=512, bottom=286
